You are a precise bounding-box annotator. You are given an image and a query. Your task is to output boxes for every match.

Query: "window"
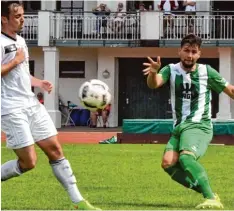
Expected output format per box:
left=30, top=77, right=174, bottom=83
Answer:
left=23, top=1, right=41, bottom=13
left=59, top=61, right=85, bottom=78
left=57, top=0, right=84, bottom=14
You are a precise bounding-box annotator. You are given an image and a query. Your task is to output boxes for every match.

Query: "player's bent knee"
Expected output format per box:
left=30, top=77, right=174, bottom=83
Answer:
left=38, top=137, right=64, bottom=161
left=161, top=159, right=176, bottom=169
left=18, top=157, right=37, bottom=171
left=52, top=145, right=63, bottom=157
left=48, top=144, right=64, bottom=161
left=161, top=151, right=179, bottom=169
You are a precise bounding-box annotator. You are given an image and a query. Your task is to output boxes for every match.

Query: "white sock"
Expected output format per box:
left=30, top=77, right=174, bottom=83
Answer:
left=1, top=160, right=22, bottom=181
left=50, top=157, right=84, bottom=203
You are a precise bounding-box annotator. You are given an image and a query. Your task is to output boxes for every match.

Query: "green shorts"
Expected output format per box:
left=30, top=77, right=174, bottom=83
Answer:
left=165, top=121, right=213, bottom=159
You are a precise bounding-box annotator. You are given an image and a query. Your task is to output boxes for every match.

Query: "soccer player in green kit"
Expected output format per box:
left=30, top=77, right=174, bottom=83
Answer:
left=143, top=34, right=234, bottom=209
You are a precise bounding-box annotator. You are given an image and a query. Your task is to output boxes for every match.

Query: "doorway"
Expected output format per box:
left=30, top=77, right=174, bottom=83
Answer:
left=212, top=1, right=234, bottom=13
left=118, top=58, right=174, bottom=126
left=118, top=58, right=219, bottom=126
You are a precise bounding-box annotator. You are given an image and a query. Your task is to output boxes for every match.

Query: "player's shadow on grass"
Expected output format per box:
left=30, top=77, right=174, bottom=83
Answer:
left=102, top=201, right=191, bottom=208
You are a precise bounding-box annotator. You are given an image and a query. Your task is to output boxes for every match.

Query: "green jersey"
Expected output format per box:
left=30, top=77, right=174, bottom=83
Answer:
left=159, top=63, right=228, bottom=126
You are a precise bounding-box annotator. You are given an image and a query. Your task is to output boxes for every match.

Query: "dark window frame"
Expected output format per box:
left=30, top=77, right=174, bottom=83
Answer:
left=59, top=61, right=85, bottom=78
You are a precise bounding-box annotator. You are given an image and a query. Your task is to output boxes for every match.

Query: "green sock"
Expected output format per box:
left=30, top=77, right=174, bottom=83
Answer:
left=179, top=154, right=215, bottom=199
left=164, top=163, right=202, bottom=193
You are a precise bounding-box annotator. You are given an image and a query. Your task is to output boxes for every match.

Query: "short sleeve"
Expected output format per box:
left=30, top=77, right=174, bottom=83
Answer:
left=1, top=42, right=4, bottom=64
left=158, top=65, right=171, bottom=83
left=207, top=65, right=229, bottom=94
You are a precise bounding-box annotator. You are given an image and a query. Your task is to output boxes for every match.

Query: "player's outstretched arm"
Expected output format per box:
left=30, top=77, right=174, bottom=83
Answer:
left=142, top=56, right=165, bottom=89
left=1, top=48, right=25, bottom=77
left=223, top=84, right=234, bottom=100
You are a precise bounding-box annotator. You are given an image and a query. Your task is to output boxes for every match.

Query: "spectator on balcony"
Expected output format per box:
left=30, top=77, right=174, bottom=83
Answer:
left=138, top=3, right=147, bottom=12
left=158, top=0, right=179, bottom=36
left=109, top=2, right=126, bottom=33
left=92, top=3, right=111, bottom=35
left=183, top=0, right=196, bottom=33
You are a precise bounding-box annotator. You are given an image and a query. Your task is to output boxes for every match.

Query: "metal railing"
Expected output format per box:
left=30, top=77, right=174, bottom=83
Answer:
left=160, top=14, right=234, bottom=40
left=50, top=12, right=140, bottom=40
left=20, top=14, right=38, bottom=40
left=20, top=12, right=234, bottom=42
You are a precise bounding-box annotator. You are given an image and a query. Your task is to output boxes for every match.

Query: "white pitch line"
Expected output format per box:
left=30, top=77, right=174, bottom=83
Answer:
left=209, top=143, right=225, bottom=146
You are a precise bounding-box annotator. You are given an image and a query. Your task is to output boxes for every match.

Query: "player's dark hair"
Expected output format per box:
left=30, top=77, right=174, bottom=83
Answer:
left=181, top=34, right=202, bottom=48
left=1, top=1, right=23, bottom=19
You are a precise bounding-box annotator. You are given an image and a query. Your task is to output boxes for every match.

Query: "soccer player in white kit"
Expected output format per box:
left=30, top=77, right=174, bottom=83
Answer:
left=1, top=1, right=100, bottom=210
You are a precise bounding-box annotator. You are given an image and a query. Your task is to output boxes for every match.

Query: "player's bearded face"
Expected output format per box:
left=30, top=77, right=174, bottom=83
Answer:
left=8, top=5, right=24, bottom=33
left=179, top=44, right=201, bottom=69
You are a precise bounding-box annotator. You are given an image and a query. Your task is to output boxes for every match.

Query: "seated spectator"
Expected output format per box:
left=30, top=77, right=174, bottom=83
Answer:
left=183, top=0, right=196, bottom=33
left=37, top=92, right=44, bottom=104
left=92, top=3, right=111, bottom=34
left=110, top=2, right=126, bottom=33
left=90, top=104, right=111, bottom=128
left=158, top=0, right=179, bottom=36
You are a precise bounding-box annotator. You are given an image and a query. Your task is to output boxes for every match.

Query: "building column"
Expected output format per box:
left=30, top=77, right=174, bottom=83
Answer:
left=217, top=47, right=232, bottom=120
left=43, top=47, right=61, bottom=128
left=97, top=51, right=118, bottom=127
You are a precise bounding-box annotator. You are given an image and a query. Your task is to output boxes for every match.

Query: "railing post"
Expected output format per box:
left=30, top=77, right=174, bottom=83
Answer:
left=43, top=47, right=61, bottom=128
left=140, top=11, right=161, bottom=40
left=217, top=47, right=233, bottom=119
left=38, top=10, right=52, bottom=46
left=41, top=1, right=56, bottom=10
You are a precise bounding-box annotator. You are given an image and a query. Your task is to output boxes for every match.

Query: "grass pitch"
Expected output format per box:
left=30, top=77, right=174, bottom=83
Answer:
left=1, top=144, right=234, bottom=210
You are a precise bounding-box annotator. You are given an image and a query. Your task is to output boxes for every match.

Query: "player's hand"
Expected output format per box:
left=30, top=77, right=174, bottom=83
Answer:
left=142, top=56, right=161, bottom=75
left=40, top=80, right=53, bottom=94
left=14, top=48, right=25, bottom=65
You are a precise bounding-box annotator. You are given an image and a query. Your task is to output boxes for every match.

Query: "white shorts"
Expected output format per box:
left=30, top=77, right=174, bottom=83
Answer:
left=1, top=103, right=58, bottom=149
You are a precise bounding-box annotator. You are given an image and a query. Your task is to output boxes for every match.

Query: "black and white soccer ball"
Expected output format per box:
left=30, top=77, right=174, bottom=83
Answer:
left=79, top=79, right=111, bottom=111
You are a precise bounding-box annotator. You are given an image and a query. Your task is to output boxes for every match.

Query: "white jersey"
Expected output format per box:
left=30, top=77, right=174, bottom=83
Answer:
left=1, top=33, right=38, bottom=115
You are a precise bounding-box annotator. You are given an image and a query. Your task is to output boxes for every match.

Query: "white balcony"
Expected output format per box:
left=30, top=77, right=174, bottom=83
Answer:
left=50, top=12, right=140, bottom=41
left=20, top=14, right=38, bottom=40
left=158, top=14, right=234, bottom=40
left=20, top=12, right=234, bottom=43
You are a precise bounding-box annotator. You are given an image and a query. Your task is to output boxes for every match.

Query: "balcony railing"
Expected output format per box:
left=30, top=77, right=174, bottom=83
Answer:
left=50, top=12, right=140, bottom=40
left=20, top=14, right=38, bottom=40
left=20, top=12, right=234, bottom=42
left=160, top=14, right=234, bottom=40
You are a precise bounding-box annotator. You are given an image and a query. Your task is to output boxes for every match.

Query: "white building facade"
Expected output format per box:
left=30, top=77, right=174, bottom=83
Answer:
left=23, top=0, right=234, bottom=128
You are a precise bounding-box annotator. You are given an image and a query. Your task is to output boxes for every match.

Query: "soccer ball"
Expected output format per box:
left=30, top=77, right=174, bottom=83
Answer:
left=79, top=79, right=111, bottom=111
